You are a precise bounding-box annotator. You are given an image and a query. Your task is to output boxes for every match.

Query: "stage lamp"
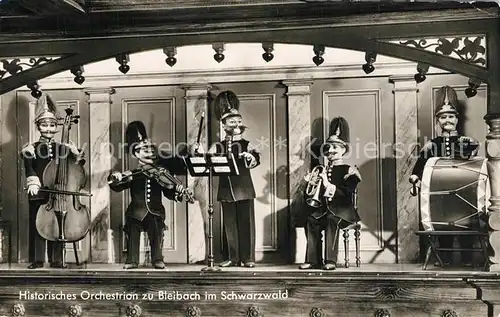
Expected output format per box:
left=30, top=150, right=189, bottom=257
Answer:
left=465, top=77, right=481, bottom=98
left=312, top=44, right=325, bottom=66
left=70, top=66, right=85, bottom=85
left=362, top=52, right=377, bottom=74
left=212, top=43, right=225, bottom=63
left=115, top=54, right=130, bottom=74
left=262, top=43, right=274, bottom=62
left=163, top=47, right=177, bottom=67
left=414, top=62, right=429, bottom=84
left=27, top=81, right=42, bottom=99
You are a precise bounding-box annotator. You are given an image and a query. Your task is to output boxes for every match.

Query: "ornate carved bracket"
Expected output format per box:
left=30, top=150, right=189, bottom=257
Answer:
left=384, top=35, right=486, bottom=68
left=374, top=308, right=391, bottom=317
left=68, top=304, right=83, bottom=317
left=0, top=57, right=59, bottom=80
left=441, top=309, right=458, bottom=317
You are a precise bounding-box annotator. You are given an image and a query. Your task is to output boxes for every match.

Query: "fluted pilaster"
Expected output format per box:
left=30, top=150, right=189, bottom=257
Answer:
left=85, top=87, right=115, bottom=263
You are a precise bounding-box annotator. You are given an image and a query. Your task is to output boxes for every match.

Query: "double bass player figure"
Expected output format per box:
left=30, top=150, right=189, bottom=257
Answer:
left=21, top=94, right=85, bottom=269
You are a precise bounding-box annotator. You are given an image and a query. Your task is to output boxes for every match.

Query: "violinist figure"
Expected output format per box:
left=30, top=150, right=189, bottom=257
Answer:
left=108, top=121, right=188, bottom=269
left=195, top=91, right=260, bottom=268
left=21, top=94, right=85, bottom=269
left=300, top=117, right=361, bottom=270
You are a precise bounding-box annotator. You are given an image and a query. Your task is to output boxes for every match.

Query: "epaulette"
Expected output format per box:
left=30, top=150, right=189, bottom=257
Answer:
left=21, top=144, right=35, bottom=156
left=344, top=165, right=362, bottom=181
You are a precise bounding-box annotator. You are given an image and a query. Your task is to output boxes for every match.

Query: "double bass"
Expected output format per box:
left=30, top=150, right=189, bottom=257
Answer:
left=35, top=106, right=91, bottom=245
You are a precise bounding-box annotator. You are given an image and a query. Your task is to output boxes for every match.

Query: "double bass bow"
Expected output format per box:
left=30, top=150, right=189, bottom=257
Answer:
left=35, top=106, right=91, bottom=243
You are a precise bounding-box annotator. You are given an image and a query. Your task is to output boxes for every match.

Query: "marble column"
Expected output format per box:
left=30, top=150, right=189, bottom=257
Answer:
left=485, top=114, right=500, bottom=271
left=183, top=84, right=211, bottom=263
left=283, top=80, right=313, bottom=264
left=389, top=75, right=420, bottom=263
left=84, top=88, right=115, bottom=263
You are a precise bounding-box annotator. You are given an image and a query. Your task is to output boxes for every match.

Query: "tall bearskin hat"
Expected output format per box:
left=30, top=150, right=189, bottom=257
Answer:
left=435, top=85, right=459, bottom=117
left=214, top=90, right=242, bottom=121
left=325, top=116, right=350, bottom=148
left=34, top=93, right=58, bottom=124
left=125, top=120, right=153, bottom=154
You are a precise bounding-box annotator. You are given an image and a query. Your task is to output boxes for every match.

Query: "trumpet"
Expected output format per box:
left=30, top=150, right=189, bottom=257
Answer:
left=305, top=165, right=325, bottom=208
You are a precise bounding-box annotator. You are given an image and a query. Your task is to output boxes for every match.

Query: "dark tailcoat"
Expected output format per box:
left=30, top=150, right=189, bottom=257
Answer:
left=304, top=163, right=361, bottom=265
left=213, top=139, right=260, bottom=202
left=21, top=140, right=84, bottom=264
left=411, top=135, right=479, bottom=179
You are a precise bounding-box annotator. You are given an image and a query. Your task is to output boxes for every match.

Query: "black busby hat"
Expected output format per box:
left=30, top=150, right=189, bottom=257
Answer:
left=325, top=117, right=350, bottom=148
left=125, top=120, right=153, bottom=154
left=435, top=85, right=459, bottom=117
left=214, top=90, right=242, bottom=121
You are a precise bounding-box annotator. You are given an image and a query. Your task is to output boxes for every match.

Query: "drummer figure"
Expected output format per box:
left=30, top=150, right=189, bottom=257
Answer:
left=409, top=85, right=480, bottom=266
left=410, top=85, right=479, bottom=189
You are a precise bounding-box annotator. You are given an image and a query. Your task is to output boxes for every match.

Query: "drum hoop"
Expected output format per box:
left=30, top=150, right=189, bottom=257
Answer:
left=420, top=157, right=440, bottom=231
left=420, top=157, right=490, bottom=231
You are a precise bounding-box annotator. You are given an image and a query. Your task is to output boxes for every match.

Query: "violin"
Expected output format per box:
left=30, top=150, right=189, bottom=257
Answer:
left=35, top=106, right=91, bottom=243
left=109, top=163, right=195, bottom=204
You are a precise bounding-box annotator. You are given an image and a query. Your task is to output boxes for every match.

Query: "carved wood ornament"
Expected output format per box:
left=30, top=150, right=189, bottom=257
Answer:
left=11, top=303, right=25, bottom=317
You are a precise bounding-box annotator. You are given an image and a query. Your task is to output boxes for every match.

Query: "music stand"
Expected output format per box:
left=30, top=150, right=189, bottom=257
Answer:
left=183, top=153, right=240, bottom=271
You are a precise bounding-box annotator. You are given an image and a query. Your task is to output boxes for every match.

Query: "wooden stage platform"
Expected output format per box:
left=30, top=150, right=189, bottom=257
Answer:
left=0, top=264, right=498, bottom=317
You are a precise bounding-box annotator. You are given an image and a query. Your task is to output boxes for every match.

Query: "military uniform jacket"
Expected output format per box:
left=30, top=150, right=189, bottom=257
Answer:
left=21, top=139, right=84, bottom=202
left=108, top=168, right=181, bottom=222
left=411, top=135, right=479, bottom=179
left=211, top=138, right=260, bottom=202
left=309, top=164, right=361, bottom=228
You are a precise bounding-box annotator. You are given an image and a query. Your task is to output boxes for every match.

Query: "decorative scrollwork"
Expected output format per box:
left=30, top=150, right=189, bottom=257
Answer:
left=68, top=304, right=83, bottom=317
left=126, top=304, right=142, bottom=317
left=11, top=303, right=25, bottom=316
left=375, top=308, right=390, bottom=317
left=442, top=310, right=458, bottom=317
left=246, top=306, right=262, bottom=317
left=398, top=36, right=486, bottom=66
left=0, top=57, right=54, bottom=80
left=310, top=307, right=326, bottom=317
left=186, top=306, right=201, bottom=317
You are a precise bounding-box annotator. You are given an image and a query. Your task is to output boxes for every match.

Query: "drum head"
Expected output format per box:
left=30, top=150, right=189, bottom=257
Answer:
left=420, top=157, right=489, bottom=231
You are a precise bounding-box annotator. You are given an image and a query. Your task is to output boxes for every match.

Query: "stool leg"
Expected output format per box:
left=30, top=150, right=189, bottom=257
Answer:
left=354, top=227, right=361, bottom=267
left=479, top=236, right=489, bottom=271
left=423, top=245, right=432, bottom=270
left=8, top=224, right=11, bottom=269
left=343, top=230, right=349, bottom=268
left=73, top=242, right=80, bottom=266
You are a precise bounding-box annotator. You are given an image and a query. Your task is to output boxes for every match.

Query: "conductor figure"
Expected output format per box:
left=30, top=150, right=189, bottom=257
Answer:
left=300, top=117, right=361, bottom=270
left=108, top=121, right=187, bottom=269
left=21, top=94, right=85, bottom=269
left=204, top=90, right=261, bottom=268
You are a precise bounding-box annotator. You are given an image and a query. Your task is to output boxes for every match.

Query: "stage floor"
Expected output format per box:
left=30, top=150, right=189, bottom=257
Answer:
left=0, top=263, right=495, bottom=276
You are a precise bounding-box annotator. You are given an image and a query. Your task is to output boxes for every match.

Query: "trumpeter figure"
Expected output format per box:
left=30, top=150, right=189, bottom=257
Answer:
left=21, top=94, right=85, bottom=269
left=300, top=117, right=361, bottom=270
left=108, top=121, right=189, bottom=269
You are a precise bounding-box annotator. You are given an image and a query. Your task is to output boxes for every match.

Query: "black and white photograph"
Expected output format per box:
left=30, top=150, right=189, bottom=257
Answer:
left=0, top=0, right=498, bottom=316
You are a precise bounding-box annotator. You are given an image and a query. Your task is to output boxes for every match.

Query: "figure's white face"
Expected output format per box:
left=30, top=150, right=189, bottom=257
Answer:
left=223, top=116, right=243, bottom=136
left=134, top=144, right=155, bottom=165
left=437, top=113, right=458, bottom=132
left=37, top=119, right=58, bottom=139
left=324, top=143, right=346, bottom=161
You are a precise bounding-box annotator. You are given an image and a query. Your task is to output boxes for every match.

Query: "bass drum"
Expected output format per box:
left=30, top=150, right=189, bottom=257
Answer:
left=420, top=157, right=490, bottom=231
